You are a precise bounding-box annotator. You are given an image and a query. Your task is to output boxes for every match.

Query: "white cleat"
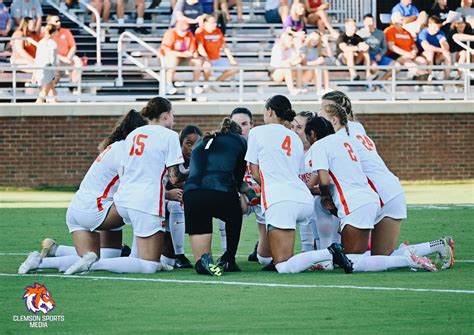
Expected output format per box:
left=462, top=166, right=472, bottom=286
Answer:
left=18, top=251, right=42, bottom=274
left=405, top=247, right=438, bottom=272
left=439, top=236, right=455, bottom=269
left=157, top=262, right=174, bottom=272
left=64, top=252, right=98, bottom=275
left=40, top=238, right=58, bottom=258
left=309, top=260, right=334, bottom=271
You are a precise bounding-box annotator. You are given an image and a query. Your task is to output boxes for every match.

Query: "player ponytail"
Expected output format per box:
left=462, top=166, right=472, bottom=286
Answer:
left=98, top=109, right=147, bottom=151
left=304, top=116, right=335, bottom=141
left=265, top=95, right=296, bottom=122
left=203, top=117, right=242, bottom=142
left=140, top=96, right=172, bottom=121
left=322, top=90, right=354, bottom=120
left=179, top=125, right=203, bottom=144
left=322, top=103, right=350, bottom=136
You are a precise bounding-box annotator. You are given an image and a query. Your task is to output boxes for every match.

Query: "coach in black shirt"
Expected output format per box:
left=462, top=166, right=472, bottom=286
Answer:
left=183, top=117, right=248, bottom=276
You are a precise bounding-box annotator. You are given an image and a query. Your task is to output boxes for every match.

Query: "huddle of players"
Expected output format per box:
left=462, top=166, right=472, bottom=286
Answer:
left=18, top=92, right=454, bottom=276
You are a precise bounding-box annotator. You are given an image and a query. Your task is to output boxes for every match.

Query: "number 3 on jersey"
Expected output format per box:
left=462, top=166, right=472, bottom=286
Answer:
left=344, top=142, right=358, bottom=162
left=281, top=136, right=291, bottom=156
left=129, top=134, right=148, bottom=156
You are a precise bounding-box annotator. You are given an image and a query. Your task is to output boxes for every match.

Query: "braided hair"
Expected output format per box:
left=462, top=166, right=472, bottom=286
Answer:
left=322, top=103, right=350, bottom=136
left=203, top=117, right=242, bottom=141
left=321, top=90, right=354, bottom=120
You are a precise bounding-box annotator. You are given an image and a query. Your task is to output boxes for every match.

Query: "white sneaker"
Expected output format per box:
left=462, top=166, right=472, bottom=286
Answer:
left=40, top=238, right=58, bottom=258
left=18, top=251, right=42, bottom=274
left=193, top=86, right=204, bottom=94
left=438, top=236, right=454, bottom=269
left=64, top=252, right=98, bottom=275
left=309, top=260, right=334, bottom=271
left=166, top=84, right=177, bottom=95
left=404, top=247, right=437, bottom=272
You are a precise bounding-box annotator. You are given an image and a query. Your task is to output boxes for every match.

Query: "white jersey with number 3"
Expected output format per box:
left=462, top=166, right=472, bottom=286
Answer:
left=114, top=125, right=184, bottom=217
left=69, top=140, right=125, bottom=213
left=310, top=128, right=379, bottom=218
left=348, top=121, right=404, bottom=205
left=245, top=124, right=313, bottom=212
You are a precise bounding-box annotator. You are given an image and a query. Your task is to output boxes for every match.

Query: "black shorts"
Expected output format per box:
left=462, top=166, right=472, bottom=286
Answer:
left=183, top=189, right=242, bottom=235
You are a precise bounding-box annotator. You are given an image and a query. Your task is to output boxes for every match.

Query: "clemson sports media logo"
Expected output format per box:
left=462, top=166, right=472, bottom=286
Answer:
left=23, top=283, right=55, bottom=314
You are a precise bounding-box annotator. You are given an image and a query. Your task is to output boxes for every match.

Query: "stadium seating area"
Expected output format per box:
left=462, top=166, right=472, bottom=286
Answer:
left=0, top=0, right=473, bottom=102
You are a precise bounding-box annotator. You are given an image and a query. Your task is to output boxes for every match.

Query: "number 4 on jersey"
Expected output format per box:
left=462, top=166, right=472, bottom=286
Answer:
left=281, top=136, right=291, bottom=156
left=129, top=134, right=148, bottom=156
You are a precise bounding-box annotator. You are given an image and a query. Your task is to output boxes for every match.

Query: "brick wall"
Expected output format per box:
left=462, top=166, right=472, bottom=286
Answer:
left=0, top=113, right=473, bottom=187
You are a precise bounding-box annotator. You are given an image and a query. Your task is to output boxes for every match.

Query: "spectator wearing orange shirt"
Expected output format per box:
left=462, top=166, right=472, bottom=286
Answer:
left=11, top=16, right=40, bottom=76
left=196, top=15, right=238, bottom=85
left=159, top=20, right=204, bottom=95
left=47, top=15, right=82, bottom=86
left=384, top=12, right=429, bottom=79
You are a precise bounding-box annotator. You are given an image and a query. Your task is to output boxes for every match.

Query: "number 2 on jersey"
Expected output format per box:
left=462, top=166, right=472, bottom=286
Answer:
left=344, top=142, right=358, bottom=162
left=281, top=136, right=291, bottom=156
left=129, top=134, right=148, bottom=156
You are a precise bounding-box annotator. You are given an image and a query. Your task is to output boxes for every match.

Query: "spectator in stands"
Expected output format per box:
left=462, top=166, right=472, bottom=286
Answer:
left=336, top=18, right=371, bottom=81
left=200, top=0, right=229, bottom=34
left=384, top=12, right=429, bottom=80
left=303, top=0, right=339, bottom=38
left=430, top=0, right=458, bottom=33
left=284, top=2, right=306, bottom=35
left=0, top=0, right=12, bottom=37
left=270, top=32, right=304, bottom=95
left=456, top=0, right=474, bottom=17
left=90, top=0, right=124, bottom=30
left=265, top=0, right=290, bottom=24
left=391, top=0, right=428, bottom=36
left=11, top=17, right=39, bottom=71
left=196, top=14, right=238, bottom=84
left=46, top=15, right=82, bottom=87
left=226, top=0, right=243, bottom=23
left=447, top=16, right=473, bottom=77
left=301, top=32, right=333, bottom=94
left=35, top=24, right=59, bottom=103
left=358, top=13, right=396, bottom=80
left=170, top=0, right=204, bottom=33
left=417, top=15, right=452, bottom=79
left=10, top=0, right=43, bottom=33
left=159, top=20, right=204, bottom=95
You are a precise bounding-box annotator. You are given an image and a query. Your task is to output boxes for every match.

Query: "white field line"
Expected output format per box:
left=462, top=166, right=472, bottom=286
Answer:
left=0, top=273, right=473, bottom=294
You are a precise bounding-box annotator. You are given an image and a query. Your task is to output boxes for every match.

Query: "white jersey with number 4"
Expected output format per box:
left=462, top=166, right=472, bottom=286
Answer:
left=245, top=124, right=313, bottom=212
left=114, top=125, right=184, bottom=217
left=348, top=121, right=404, bottom=206
left=310, top=128, right=379, bottom=218
left=69, top=140, right=125, bottom=213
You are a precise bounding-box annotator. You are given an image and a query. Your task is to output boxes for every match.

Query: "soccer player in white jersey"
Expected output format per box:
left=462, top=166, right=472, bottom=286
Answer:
left=19, top=110, right=148, bottom=274
left=245, top=95, right=354, bottom=274
left=307, top=105, right=437, bottom=272
left=321, top=90, right=454, bottom=269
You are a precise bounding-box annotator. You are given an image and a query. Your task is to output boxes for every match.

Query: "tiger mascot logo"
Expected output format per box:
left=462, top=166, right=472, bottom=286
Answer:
left=23, top=283, right=55, bottom=314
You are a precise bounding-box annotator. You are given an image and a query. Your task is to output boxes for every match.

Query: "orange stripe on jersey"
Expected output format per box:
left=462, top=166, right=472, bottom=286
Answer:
left=97, top=174, right=119, bottom=211
left=259, top=168, right=268, bottom=210
left=158, top=168, right=167, bottom=217
left=367, top=178, right=384, bottom=207
left=328, top=170, right=350, bottom=216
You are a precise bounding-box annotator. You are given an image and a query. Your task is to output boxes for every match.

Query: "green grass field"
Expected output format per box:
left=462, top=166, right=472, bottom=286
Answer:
left=1, top=187, right=473, bottom=334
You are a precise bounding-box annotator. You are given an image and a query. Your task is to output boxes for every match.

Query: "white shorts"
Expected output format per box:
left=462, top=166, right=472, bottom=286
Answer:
left=66, top=203, right=112, bottom=233
left=340, top=202, right=379, bottom=232
left=265, top=201, right=314, bottom=230
left=375, top=192, right=407, bottom=224
left=116, top=205, right=165, bottom=237
left=244, top=204, right=265, bottom=224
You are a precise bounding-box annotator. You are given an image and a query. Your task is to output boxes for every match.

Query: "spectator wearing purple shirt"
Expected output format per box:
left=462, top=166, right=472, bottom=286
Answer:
left=391, top=0, right=427, bottom=36
left=283, top=2, right=306, bottom=35
left=0, top=0, right=12, bottom=37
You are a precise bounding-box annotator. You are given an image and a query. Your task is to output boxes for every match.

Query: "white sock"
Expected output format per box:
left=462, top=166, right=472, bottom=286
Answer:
left=118, top=18, right=125, bottom=25
left=275, top=249, right=332, bottom=273
left=350, top=254, right=409, bottom=272
left=130, top=235, right=139, bottom=258
left=168, top=201, right=185, bottom=255
left=39, top=255, right=80, bottom=272
left=90, top=257, right=160, bottom=273
left=391, top=239, right=443, bottom=257
left=136, top=17, right=144, bottom=25
left=314, top=200, right=340, bottom=248
left=100, top=248, right=121, bottom=259
left=55, top=245, right=77, bottom=256
left=218, top=219, right=227, bottom=252
left=309, top=219, right=320, bottom=249
left=160, top=255, right=176, bottom=267
left=257, top=253, right=272, bottom=266
left=299, top=224, right=314, bottom=252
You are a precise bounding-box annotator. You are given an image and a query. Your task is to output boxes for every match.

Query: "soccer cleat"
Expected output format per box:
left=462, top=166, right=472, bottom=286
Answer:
left=309, top=260, right=334, bottom=271
left=158, top=262, right=174, bottom=272
left=64, top=252, right=98, bottom=275
left=404, top=248, right=438, bottom=272
left=195, top=253, right=222, bottom=277
left=120, top=244, right=131, bottom=257
left=328, top=243, right=353, bottom=274
left=40, top=238, right=58, bottom=258
left=18, top=251, right=42, bottom=274
left=439, top=236, right=455, bottom=269
left=175, top=254, right=193, bottom=269
left=247, top=241, right=259, bottom=262
left=216, top=253, right=241, bottom=272
left=261, top=261, right=277, bottom=272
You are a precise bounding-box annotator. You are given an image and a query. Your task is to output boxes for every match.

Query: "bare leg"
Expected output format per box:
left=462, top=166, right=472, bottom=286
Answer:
left=341, top=225, right=371, bottom=254
left=72, top=230, right=101, bottom=257
left=268, top=228, right=295, bottom=263
left=189, top=234, right=213, bottom=261
left=371, top=217, right=401, bottom=255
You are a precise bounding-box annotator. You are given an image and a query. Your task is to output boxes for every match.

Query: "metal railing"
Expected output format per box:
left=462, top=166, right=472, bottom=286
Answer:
left=453, top=35, right=474, bottom=100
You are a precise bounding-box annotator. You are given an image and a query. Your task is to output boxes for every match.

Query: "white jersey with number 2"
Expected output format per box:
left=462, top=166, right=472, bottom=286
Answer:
left=245, top=123, right=313, bottom=212
left=114, top=125, right=184, bottom=217
left=310, top=128, right=379, bottom=218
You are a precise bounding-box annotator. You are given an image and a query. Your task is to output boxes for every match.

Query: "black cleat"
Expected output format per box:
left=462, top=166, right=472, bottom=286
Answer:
left=120, top=244, right=131, bottom=257
left=248, top=241, right=259, bottom=262
left=261, top=261, right=277, bottom=272
left=328, top=243, right=353, bottom=274
left=175, top=254, right=193, bottom=269
left=217, top=253, right=241, bottom=272
left=195, top=253, right=222, bottom=276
